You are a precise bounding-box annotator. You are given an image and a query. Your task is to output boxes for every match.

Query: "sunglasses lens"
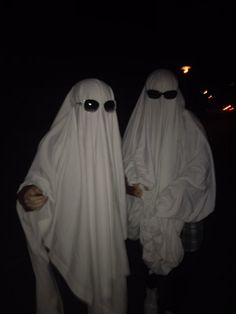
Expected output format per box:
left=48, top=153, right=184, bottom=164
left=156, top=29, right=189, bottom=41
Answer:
left=104, top=100, right=116, bottom=112
left=164, top=90, right=177, bottom=99
left=84, top=99, right=99, bottom=112
left=146, top=89, right=162, bottom=99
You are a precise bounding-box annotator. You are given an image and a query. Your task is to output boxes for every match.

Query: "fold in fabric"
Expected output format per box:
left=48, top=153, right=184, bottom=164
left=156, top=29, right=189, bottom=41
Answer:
left=123, top=69, right=216, bottom=275
left=17, top=79, right=129, bottom=314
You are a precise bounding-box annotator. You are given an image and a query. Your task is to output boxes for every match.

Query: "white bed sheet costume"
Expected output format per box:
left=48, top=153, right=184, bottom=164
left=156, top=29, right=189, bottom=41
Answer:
left=17, top=78, right=129, bottom=314
left=122, top=69, right=216, bottom=275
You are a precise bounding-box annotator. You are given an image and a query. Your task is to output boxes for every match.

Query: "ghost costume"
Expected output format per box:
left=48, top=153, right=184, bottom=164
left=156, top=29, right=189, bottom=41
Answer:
left=17, top=79, right=129, bottom=314
left=123, top=69, right=216, bottom=275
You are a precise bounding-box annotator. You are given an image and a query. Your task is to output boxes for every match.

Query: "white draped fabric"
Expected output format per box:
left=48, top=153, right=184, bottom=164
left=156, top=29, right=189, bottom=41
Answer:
left=123, top=69, right=216, bottom=275
left=17, top=79, right=129, bottom=314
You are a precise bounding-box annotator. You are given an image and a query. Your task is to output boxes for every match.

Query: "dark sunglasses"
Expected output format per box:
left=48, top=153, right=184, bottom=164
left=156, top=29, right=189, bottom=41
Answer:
left=78, top=99, right=116, bottom=112
left=146, top=89, right=178, bottom=99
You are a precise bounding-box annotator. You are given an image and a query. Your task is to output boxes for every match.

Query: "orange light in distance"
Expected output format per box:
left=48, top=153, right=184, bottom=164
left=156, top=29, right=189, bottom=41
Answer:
left=180, top=65, right=192, bottom=74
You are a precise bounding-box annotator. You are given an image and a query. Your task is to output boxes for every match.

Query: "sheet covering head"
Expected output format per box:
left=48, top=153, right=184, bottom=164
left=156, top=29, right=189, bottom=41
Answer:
left=146, top=68, right=178, bottom=91
left=17, top=78, right=129, bottom=314
left=123, top=69, right=216, bottom=275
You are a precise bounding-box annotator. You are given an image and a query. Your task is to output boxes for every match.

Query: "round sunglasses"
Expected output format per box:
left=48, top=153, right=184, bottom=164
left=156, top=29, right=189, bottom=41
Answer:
left=146, top=89, right=178, bottom=99
left=78, top=99, right=116, bottom=112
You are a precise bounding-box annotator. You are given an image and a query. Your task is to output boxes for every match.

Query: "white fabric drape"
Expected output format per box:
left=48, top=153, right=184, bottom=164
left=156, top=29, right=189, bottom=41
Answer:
left=17, top=79, right=129, bottom=314
left=123, top=69, right=216, bottom=275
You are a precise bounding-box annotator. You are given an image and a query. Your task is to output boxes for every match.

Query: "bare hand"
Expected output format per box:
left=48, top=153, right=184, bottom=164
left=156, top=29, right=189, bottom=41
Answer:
left=18, top=185, right=48, bottom=212
left=126, top=183, right=143, bottom=198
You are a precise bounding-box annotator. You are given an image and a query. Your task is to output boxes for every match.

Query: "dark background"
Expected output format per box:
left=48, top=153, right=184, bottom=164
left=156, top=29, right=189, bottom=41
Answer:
left=3, top=2, right=236, bottom=313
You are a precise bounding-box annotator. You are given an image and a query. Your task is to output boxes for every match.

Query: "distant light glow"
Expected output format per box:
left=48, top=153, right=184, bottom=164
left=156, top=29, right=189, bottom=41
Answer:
left=202, top=89, right=213, bottom=99
left=222, top=104, right=235, bottom=111
left=180, top=65, right=192, bottom=74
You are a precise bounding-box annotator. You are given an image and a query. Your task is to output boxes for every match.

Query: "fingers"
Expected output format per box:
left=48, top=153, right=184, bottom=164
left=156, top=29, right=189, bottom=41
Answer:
left=132, top=184, right=143, bottom=198
left=126, top=183, right=143, bottom=198
left=18, top=185, right=48, bottom=211
left=24, top=193, right=48, bottom=211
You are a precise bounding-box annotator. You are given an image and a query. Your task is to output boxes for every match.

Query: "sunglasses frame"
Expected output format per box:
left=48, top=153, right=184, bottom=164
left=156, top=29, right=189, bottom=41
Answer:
left=77, top=99, right=116, bottom=112
left=146, top=89, right=178, bottom=99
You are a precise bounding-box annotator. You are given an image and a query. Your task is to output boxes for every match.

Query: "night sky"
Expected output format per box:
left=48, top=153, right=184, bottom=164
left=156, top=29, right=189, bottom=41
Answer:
left=6, top=2, right=235, bottom=77
left=6, top=2, right=235, bottom=128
